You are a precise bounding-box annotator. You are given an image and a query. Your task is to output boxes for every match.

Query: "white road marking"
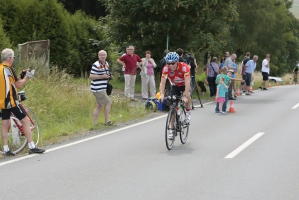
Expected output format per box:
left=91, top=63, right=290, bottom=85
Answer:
left=0, top=101, right=212, bottom=167
left=292, top=103, right=299, bottom=109
left=225, top=132, right=265, bottom=159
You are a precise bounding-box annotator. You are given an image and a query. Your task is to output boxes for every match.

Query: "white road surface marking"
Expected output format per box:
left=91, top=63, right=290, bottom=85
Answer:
left=291, top=103, right=299, bottom=109
left=225, top=132, right=265, bottom=159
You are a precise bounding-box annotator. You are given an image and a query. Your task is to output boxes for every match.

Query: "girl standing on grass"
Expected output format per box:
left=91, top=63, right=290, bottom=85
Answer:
left=216, top=76, right=228, bottom=114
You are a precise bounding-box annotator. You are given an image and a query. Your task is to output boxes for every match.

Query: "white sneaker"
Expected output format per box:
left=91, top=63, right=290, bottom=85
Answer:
left=168, top=130, right=174, bottom=140
left=185, top=111, right=191, bottom=124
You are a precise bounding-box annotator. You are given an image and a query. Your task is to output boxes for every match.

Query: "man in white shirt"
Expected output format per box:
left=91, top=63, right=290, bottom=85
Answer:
left=259, top=54, right=270, bottom=90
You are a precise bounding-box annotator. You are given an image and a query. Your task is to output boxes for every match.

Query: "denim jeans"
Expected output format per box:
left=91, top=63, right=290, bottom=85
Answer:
left=208, top=76, right=216, bottom=97
left=215, top=92, right=228, bottom=112
left=228, top=83, right=233, bottom=99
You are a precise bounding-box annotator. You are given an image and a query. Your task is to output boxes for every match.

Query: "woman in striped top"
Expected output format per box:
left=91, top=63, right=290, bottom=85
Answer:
left=89, top=50, right=114, bottom=126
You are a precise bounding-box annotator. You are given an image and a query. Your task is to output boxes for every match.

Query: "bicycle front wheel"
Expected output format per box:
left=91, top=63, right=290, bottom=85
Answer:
left=165, top=109, right=176, bottom=150
left=180, top=111, right=189, bottom=144
left=0, top=117, right=28, bottom=155
left=25, top=108, right=40, bottom=146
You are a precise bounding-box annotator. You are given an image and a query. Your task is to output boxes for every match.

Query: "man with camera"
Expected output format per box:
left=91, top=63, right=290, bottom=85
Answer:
left=185, top=52, right=198, bottom=92
left=90, top=50, right=114, bottom=126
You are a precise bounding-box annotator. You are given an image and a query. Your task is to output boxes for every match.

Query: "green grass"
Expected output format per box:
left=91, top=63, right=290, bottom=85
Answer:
left=0, top=62, right=149, bottom=149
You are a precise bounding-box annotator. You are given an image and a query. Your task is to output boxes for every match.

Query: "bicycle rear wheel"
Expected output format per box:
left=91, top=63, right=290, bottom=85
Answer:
left=165, top=109, right=176, bottom=150
left=179, top=110, right=189, bottom=144
left=0, top=117, right=28, bottom=154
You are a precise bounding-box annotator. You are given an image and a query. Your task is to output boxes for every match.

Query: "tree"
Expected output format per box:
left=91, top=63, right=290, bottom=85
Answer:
left=99, top=0, right=238, bottom=62
left=0, top=18, right=11, bottom=50
left=232, top=0, right=299, bottom=75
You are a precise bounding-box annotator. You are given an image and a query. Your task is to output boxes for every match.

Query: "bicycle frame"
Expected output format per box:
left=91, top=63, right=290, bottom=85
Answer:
left=9, top=103, right=36, bottom=136
left=165, top=95, right=190, bottom=150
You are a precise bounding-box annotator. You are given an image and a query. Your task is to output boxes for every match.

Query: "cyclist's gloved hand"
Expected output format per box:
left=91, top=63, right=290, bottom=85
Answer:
left=26, top=70, right=35, bottom=78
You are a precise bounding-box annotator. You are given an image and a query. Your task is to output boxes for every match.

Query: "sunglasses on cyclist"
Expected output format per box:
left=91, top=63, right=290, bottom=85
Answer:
left=167, top=62, right=176, bottom=66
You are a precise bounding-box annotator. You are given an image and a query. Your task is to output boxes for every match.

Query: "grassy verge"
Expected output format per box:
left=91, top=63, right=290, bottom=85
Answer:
left=0, top=63, right=149, bottom=149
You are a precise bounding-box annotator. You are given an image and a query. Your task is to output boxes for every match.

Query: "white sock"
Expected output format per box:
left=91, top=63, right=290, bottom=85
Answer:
left=3, top=145, right=9, bottom=152
left=28, top=142, right=36, bottom=149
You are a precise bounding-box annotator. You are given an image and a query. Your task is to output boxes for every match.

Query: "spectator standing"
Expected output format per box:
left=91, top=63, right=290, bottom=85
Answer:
left=117, top=45, right=142, bottom=101
left=176, top=48, right=188, bottom=63
left=231, top=59, right=238, bottom=98
left=121, top=47, right=129, bottom=75
left=224, top=54, right=237, bottom=100
left=207, top=57, right=219, bottom=97
left=241, top=52, right=251, bottom=93
left=0, top=48, right=45, bottom=155
left=215, top=67, right=230, bottom=113
left=159, top=50, right=171, bottom=96
left=244, top=55, right=258, bottom=95
left=90, top=50, right=114, bottom=126
left=259, top=54, right=270, bottom=90
left=140, top=51, right=157, bottom=99
left=197, top=68, right=208, bottom=96
left=185, top=53, right=198, bottom=92
left=216, top=76, right=229, bottom=114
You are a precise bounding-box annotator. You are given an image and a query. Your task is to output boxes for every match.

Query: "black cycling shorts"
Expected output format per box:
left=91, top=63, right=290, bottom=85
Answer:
left=171, top=85, right=185, bottom=97
left=1, top=105, right=26, bottom=120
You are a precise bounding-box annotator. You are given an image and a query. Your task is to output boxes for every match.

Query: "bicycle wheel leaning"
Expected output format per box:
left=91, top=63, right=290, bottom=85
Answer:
left=165, top=108, right=176, bottom=150
left=179, top=110, right=189, bottom=144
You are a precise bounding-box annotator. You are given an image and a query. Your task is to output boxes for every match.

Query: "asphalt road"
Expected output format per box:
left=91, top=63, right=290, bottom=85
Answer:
left=1, top=85, right=299, bottom=200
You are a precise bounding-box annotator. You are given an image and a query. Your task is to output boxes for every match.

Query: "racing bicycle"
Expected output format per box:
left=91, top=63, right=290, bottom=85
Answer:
left=0, top=91, right=40, bottom=155
left=165, top=95, right=190, bottom=150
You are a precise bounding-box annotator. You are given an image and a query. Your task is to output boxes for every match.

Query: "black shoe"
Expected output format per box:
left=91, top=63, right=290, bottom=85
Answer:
left=259, top=87, right=262, bottom=90
left=228, top=98, right=236, bottom=100
left=4, top=150, right=16, bottom=156
left=28, top=147, right=45, bottom=154
left=263, top=88, right=268, bottom=90
left=246, top=93, right=251, bottom=95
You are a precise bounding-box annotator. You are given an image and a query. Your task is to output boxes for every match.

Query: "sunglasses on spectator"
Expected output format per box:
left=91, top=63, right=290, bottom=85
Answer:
left=168, top=63, right=176, bottom=66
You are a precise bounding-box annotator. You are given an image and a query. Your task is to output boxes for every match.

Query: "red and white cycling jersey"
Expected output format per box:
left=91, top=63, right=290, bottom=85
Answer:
left=161, top=62, right=190, bottom=86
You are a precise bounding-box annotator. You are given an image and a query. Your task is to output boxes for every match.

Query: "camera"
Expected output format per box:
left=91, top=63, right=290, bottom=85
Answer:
left=185, top=52, right=194, bottom=62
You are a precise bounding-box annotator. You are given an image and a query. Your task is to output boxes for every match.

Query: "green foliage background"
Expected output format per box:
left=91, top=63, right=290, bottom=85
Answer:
left=0, top=0, right=299, bottom=76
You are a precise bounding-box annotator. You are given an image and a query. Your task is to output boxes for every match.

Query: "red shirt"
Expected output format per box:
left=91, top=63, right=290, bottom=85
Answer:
left=161, top=62, right=190, bottom=86
left=119, top=54, right=142, bottom=75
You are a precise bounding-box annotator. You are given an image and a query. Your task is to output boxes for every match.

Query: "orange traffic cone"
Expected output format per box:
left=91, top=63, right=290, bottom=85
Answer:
left=228, top=101, right=236, bottom=113
left=236, top=88, right=241, bottom=96
left=268, top=83, right=271, bottom=88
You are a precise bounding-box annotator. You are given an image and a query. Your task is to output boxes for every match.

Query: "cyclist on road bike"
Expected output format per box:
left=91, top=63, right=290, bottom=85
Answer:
left=0, top=48, right=45, bottom=156
left=159, top=52, right=192, bottom=140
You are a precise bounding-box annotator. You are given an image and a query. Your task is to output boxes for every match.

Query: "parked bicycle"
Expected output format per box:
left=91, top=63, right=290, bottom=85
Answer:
left=165, top=95, right=190, bottom=150
left=0, top=91, right=40, bottom=155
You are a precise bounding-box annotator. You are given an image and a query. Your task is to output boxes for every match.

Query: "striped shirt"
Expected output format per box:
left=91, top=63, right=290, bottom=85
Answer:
left=90, top=61, right=111, bottom=92
left=0, top=64, right=19, bottom=109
